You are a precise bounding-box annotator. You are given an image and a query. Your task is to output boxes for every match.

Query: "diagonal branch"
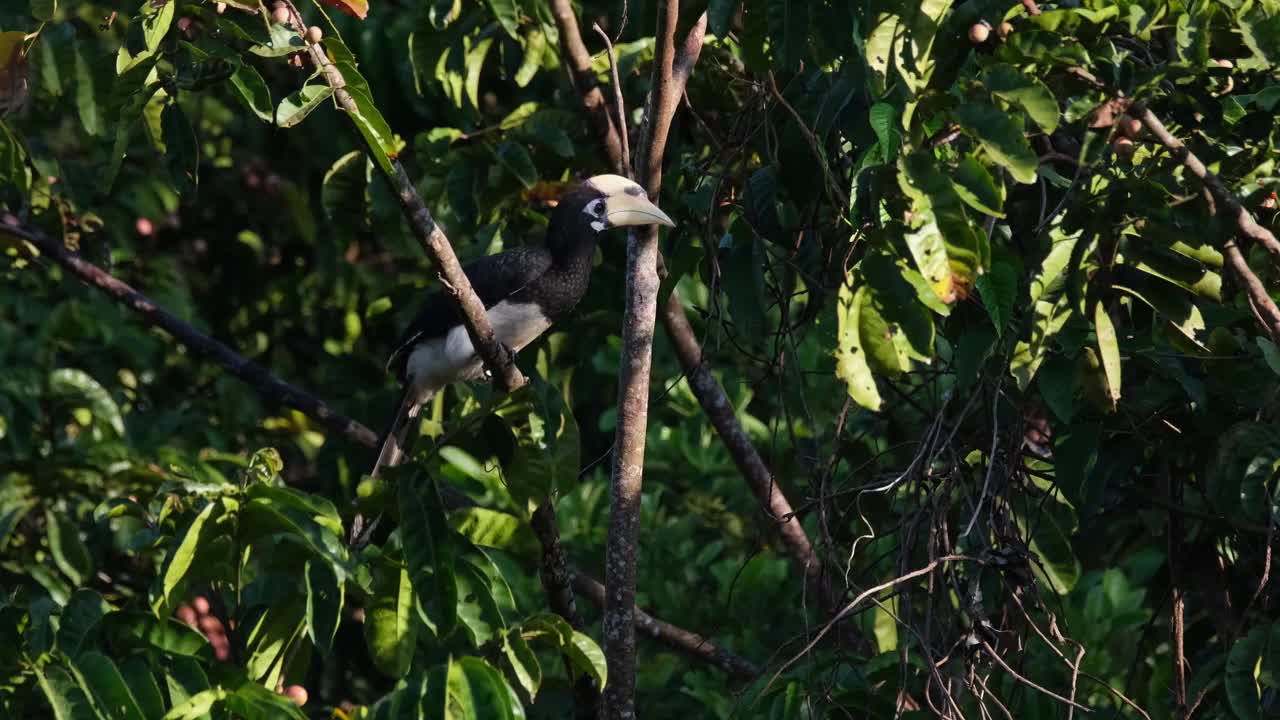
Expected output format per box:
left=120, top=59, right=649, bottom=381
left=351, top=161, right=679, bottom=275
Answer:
left=5, top=222, right=379, bottom=450
left=1130, top=101, right=1280, bottom=340
left=285, top=3, right=524, bottom=394
left=572, top=573, right=760, bottom=680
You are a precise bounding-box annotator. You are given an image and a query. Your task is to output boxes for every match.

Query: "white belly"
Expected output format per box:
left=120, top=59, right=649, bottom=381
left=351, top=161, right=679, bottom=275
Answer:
left=405, top=300, right=552, bottom=397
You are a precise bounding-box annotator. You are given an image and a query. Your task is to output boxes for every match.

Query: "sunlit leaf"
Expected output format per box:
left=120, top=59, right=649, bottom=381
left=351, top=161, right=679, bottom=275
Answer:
left=836, top=283, right=882, bottom=411
left=956, top=101, right=1039, bottom=184
left=45, top=509, right=93, bottom=586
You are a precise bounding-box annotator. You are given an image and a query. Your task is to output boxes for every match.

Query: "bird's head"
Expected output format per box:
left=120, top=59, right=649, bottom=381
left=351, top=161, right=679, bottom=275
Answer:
left=574, top=174, right=676, bottom=232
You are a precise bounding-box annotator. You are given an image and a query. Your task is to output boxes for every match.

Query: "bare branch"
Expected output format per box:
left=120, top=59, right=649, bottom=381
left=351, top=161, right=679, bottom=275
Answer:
left=6, top=222, right=378, bottom=450
left=593, top=22, right=631, bottom=177
left=573, top=573, right=760, bottom=680
left=1130, top=101, right=1280, bottom=340
left=531, top=503, right=599, bottom=719
left=276, top=2, right=526, bottom=394
left=602, top=7, right=706, bottom=719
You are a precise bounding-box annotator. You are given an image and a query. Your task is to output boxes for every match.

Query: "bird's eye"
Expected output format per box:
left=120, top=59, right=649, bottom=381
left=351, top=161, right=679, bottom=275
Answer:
left=585, top=199, right=606, bottom=218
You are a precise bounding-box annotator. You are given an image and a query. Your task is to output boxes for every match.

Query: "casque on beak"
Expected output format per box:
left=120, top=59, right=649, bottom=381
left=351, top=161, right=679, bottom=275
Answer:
left=604, top=192, right=677, bottom=229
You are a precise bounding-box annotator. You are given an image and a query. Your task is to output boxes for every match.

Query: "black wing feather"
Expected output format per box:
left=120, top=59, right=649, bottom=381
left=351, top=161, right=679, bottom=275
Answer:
left=386, top=246, right=553, bottom=381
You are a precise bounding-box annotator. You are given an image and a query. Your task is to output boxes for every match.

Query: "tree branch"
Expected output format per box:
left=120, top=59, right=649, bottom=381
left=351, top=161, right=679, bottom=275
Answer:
left=602, top=7, right=706, bottom=718
left=288, top=4, right=525, bottom=393
left=573, top=573, right=760, bottom=681
left=530, top=502, right=599, bottom=719
left=1130, top=101, right=1280, bottom=340
left=14, top=223, right=752, bottom=692
left=550, top=0, right=624, bottom=168
left=6, top=222, right=379, bottom=450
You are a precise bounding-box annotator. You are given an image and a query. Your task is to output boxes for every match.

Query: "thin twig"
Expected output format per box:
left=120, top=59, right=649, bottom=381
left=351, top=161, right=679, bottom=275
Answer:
left=573, top=573, right=761, bottom=680
left=550, top=0, right=623, bottom=164
left=767, top=555, right=977, bottom=689
left=593, top=22, right=631, bottom=177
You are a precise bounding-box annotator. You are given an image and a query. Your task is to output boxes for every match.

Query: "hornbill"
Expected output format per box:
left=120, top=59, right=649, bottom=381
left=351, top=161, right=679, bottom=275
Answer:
left=371, top=174, right=675, bottom=474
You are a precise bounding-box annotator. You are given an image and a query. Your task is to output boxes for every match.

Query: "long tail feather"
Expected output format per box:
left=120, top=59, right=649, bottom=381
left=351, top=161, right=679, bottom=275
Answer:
left=370, top=386, right=435, bottom=477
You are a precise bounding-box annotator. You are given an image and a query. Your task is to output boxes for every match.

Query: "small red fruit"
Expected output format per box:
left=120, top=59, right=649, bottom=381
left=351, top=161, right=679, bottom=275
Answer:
left=305, top=26, right=323, bottom=44
left=1113, top=136, right=1135, bottom=160
left=284, top=686, right=309, bottom=706
left=969, top=21, right=991, bottom=44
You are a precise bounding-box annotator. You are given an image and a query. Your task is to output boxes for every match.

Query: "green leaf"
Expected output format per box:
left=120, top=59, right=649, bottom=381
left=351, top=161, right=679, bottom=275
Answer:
left=899, top=152, right=988, bottom=301
left=956, top=102, right=1039, bottom=184
left=952, top=155, right=1004, bottom=217
left=45, top=509, right=93, bottom=586
left=34, top=664, right=95, bottom=720
left=276, top=84, right=334, bottom=128
left=493, top=140, right=538, bottom=189
left=162, top=688, right=225, bottom=720
left=454, top=555, right=508, bottom=646
left=501, top=379, right=581, bottom=505
left=858, top=253, right=935, bottom=376
left=767, top=0, right=810, bottom=70
left=501, top=630, right=542, bottom=700
left=465, top=36, right=495, bottom=111
left=1094, top=303, right=1121, bottom=409
left=50, top=368, right=125, bottom=437
left=1258, top=338, right=1280, bottom=377
left=514, top=28, right=545, bottom=87
left=1015, top=499, right=1080, bottom=594
left=93, top=497, right=148, bottom=523
left=105, top=612, right=209, bottom=657
left=400, top=478, right=458, bottom=637
left=117, top=0, right=176, bottom=73
left=975, top=262, right=1016, bottom=336
left=118, top=658, right=165, bottom=720
left=364, top=560, right=419, bottom=678
left=981, top=64, right=1060, bottom=133
left=488, top=0, right=520, bottom=39
left=1226, top=624, right=1280, bottom=720
left=74, top=45, right=106, bottom=137
left=156, top=501, right=220, bottom=611
left=161, top=102, right=199, bottom=194
left=868, top=103, right=900, bottom=163
left=1175, top=6, right=1212, bottom=66
left=229, top=64, right=273, bottom=122
left=836, top=283, right=882, bottom=411
left=56, top=589, right=109, bottom=657
left=329, top=45, right=399, bottom=176
left=305, top=559, right=344, bottom=655
left=564, top=631, right=607, bottom=689
left=249, top=22, right=306, bottom=58
left=1240, top=4, right=1280, bottom=67
left=447, top=656, right=519, bottom=720
left=449, top=508, right=532, bottom=551
left=70, top=651, right=147, bottom=720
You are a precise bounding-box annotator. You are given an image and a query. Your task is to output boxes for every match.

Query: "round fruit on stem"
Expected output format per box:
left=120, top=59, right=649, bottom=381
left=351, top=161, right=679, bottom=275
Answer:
left=969, top=21, right=991, bottom=44
left=1113, top=136, right=1135, bottom=160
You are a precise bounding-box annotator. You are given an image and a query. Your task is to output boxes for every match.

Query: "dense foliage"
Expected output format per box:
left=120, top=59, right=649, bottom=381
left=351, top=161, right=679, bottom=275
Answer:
left=3, top=0, right=1280, bottom=717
